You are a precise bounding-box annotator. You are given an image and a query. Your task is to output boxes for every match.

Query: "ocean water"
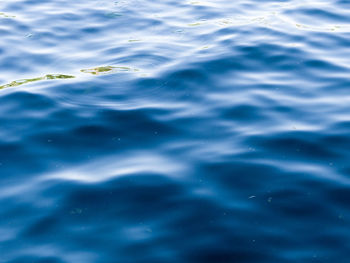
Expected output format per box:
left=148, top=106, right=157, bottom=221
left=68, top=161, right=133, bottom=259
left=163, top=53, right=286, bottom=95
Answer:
left=1, top=0, right=350, bottom=262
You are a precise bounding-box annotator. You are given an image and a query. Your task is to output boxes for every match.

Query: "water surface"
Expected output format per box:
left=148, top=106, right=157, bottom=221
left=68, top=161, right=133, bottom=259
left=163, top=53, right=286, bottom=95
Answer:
left=1, top=0, right=350, bottom=262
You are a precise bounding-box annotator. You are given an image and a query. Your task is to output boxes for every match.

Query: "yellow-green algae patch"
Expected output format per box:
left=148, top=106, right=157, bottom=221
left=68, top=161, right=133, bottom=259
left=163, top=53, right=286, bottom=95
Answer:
left=0, top=74, right=75, bottom=89
left=187, top=22, right=202, bottom=27
left=80, top=66, right=139, bottom=75
left=0, top=12, right=16, bottom=18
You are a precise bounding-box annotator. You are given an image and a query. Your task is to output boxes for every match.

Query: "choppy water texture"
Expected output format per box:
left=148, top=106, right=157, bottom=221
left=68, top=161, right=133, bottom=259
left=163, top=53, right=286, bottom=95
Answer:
left=1, top=0, right=350, bottom=262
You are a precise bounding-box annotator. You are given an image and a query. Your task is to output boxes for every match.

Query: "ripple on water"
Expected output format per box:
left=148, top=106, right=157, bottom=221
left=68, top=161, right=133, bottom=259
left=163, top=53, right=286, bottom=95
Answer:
left=1, top=0, right=350, bottom=262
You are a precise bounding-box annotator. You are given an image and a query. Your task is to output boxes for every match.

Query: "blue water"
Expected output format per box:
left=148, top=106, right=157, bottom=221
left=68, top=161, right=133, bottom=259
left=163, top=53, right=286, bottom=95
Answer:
left=1, top=0, right=350, bottom=262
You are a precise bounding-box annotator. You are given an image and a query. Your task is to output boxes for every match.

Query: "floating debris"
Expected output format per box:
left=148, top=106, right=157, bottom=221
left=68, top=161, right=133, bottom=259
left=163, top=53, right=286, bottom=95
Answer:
left=188, top=22, right=202, bottom=27
left=80, top=66, right=139, bottom=75
left=0, top=74, right=75, bottom=89
left=189, top=1, right=201, bottom=4
left=70, top=208, right=83, bottom=215
left=0, top=12, right=16, bottom=18
left=105, top=12, right=122, bottom=18
left=295, top=23, right=342, bottom=32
